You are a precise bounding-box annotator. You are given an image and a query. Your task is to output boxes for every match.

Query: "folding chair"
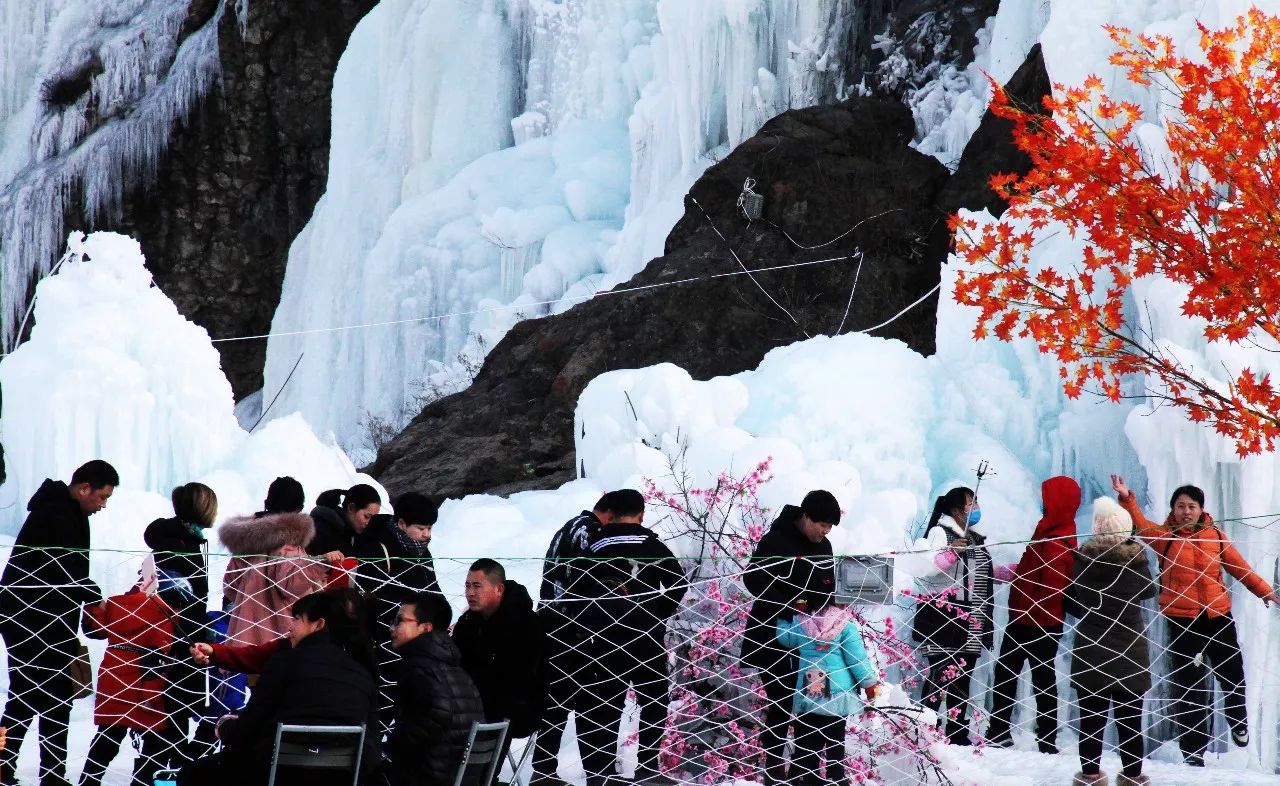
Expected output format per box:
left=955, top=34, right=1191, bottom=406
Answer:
left=266, top=723, right=366, bottom=786
left=453, top=721, right=510, bottom=786
left=504, top=731, right=537, bottom=786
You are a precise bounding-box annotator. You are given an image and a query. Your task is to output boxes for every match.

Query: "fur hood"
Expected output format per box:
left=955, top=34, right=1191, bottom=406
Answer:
left=1079, top=537, right=1145, bottom=563
left=218, top=512, right=315, bottom=556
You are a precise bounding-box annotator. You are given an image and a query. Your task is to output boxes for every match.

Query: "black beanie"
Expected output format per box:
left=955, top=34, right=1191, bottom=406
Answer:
left=800, top=490, right=841, bottom=526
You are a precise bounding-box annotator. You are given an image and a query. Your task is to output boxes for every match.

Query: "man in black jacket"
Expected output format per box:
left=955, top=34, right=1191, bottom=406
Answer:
left=454, top=559, right=545, bottom=739
left=388, top=592, right=485, bottom=786
left=0, top=459, right=115, bottom=786
left=742, top=490, right=839, bottom=786
left=180, top=592, right=378, bottom=786
left=540, top=495, right=616, bottom=607
left=575, top=489, right=686, bottom=786
left=532, top=493, right=618, bottom=786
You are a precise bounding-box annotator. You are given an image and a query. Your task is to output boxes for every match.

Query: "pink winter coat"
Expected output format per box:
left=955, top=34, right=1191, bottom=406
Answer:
left=219, top=513, right=341, bottom=647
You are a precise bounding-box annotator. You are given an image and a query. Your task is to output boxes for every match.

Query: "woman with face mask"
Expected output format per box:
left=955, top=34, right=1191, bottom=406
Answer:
left=1111, top=474, right=1277, bottom=766
left=899, top=486, right=994, bottom=746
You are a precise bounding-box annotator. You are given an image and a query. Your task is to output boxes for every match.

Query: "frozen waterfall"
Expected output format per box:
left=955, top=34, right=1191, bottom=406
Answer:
left=260, top=0, right=878, bottom=460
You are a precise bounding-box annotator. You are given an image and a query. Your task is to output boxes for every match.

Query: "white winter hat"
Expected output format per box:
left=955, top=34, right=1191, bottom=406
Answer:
left=1092, top=496, right=1133, bottom=546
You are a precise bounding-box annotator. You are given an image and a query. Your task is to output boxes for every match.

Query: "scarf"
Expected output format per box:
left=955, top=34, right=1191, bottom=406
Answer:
left=390, top=519, right=432, bottom=557
left=799, top=605, right=851, bottom=642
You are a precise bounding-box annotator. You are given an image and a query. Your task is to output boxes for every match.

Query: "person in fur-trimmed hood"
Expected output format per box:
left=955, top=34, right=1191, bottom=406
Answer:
left=1063, top=497, right=1157, bottom=786
left=219, top=512, right=346, bottom=649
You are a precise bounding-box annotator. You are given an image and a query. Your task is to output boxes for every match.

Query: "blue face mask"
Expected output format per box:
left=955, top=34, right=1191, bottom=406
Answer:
left=967, top=508, right=982, bottom=527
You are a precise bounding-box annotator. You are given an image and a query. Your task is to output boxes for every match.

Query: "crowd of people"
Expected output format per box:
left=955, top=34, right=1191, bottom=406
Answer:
left=891, top=475, right=1276, bottom=786
left=0, top=461, right=1274, bottom=786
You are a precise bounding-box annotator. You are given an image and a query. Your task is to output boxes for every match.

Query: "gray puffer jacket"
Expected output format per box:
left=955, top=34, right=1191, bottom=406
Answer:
left=1063, top=539, right=1157, bottom=694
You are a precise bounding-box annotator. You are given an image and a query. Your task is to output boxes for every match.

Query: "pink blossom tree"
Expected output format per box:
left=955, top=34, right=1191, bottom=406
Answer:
left=645, top=452, right=968, bottom=785
left=644, top=452, right=773, bottom=783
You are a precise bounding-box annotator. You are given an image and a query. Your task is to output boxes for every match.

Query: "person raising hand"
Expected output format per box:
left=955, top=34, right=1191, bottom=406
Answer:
left=1110, top=474, right=1276, bottom=765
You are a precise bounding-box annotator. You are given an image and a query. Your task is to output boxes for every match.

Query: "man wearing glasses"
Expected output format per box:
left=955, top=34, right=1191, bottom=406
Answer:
left=386, top=593, right=483, bottom=786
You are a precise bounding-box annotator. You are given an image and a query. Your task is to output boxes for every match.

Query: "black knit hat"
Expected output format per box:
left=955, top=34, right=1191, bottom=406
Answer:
left=800, top=490, right=841, bottom=526
left=394, top=492, right=438, bottom=526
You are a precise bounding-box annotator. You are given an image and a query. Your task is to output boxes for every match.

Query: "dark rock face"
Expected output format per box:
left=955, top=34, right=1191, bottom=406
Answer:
left=937, top=44, right=1050, bottom=216
left=372, top=97, right=952, bottom=498
left=371, top=42, right=1054, bottom=500
left=845, top=0, right=1003, bottom=97
left=103, top=0, right=376, bottom=398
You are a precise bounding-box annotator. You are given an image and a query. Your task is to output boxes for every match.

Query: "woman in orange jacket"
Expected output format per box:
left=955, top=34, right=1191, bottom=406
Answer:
left=1111, top=474, right=1277, bottom=766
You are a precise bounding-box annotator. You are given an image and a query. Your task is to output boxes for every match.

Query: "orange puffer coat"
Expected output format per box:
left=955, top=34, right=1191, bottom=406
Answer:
left=1118, top=493, right=1272, bottom=618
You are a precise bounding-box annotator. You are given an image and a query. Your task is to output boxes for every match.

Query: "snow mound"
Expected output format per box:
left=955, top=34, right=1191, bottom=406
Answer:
left=0, top=232, right=381, bottom=556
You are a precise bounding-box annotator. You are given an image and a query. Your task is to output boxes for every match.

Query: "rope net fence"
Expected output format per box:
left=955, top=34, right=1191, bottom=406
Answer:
left=0, top=490, right=1277, bottom=785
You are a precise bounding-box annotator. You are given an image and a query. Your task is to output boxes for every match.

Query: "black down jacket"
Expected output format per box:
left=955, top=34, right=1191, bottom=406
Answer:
left=217, top=629, right=378, bottom=772
left=741, top=505, right=835, bottom=670
left=308, top=504, right=365, bottom=558
left=452, top=579, right=545, bottom=737
left=143, top=516, right=211, bottom=638
left=1063, top=538, right=1158, bottom=694
left=388, top=632, right=485, bottom=786
left=0, top=480, right=101, bottom=650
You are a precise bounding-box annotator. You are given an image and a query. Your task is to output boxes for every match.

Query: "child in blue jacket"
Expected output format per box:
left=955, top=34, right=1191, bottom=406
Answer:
left=776, top=597, right=881, bottom=786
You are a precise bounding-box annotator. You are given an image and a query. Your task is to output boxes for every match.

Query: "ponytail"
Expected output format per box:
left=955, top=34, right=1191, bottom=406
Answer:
left=341, top=484, right=381, bottom=513
left=316, top=488, right=345, bottom=509
left=925, top=496, right=948, bottom=533
left=925, top=486, right=975, bottom=535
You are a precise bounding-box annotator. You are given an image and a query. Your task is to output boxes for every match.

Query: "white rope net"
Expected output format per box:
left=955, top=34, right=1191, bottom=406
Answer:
left=0, top=507, right=1276, bottom=786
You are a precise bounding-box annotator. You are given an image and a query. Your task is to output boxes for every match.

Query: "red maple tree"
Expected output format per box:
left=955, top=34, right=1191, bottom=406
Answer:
left=952, top=9, right=1280, bottom=455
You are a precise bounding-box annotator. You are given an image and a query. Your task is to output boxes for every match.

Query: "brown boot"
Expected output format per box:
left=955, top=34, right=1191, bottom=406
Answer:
left=1071, top=773, right=1107, bottom=786
left=1114, top=775, right=1150, bottom=786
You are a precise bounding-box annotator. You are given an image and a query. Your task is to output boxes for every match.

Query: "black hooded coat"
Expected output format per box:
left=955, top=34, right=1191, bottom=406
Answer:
left=741, top=505, right=835, bottom=670
left=451, top=579, right=545, bottom=737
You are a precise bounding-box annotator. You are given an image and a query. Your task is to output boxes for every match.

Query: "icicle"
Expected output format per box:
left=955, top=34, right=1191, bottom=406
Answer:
left=0, top=0, right=231, bottom=347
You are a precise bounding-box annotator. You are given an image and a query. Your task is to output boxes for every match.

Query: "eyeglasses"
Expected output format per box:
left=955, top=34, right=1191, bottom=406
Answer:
left=394, top=616, right=420, bottom=626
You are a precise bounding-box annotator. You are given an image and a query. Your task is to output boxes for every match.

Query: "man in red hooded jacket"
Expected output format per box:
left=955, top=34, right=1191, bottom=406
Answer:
left=985, top=476, right=1080, bottom=752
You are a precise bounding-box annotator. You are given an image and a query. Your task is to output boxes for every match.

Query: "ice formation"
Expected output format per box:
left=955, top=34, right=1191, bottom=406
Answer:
left=0, top=231, right=384, bottom=782
left=0, top=231, right=380, bottom=558
left=262, top=0, right=878, bottom=458
left=0, top=0, right=239, bottom=347
left=419, top=0, right=1280, bottom=773
left=3, top=0, right=1280, bottom=781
